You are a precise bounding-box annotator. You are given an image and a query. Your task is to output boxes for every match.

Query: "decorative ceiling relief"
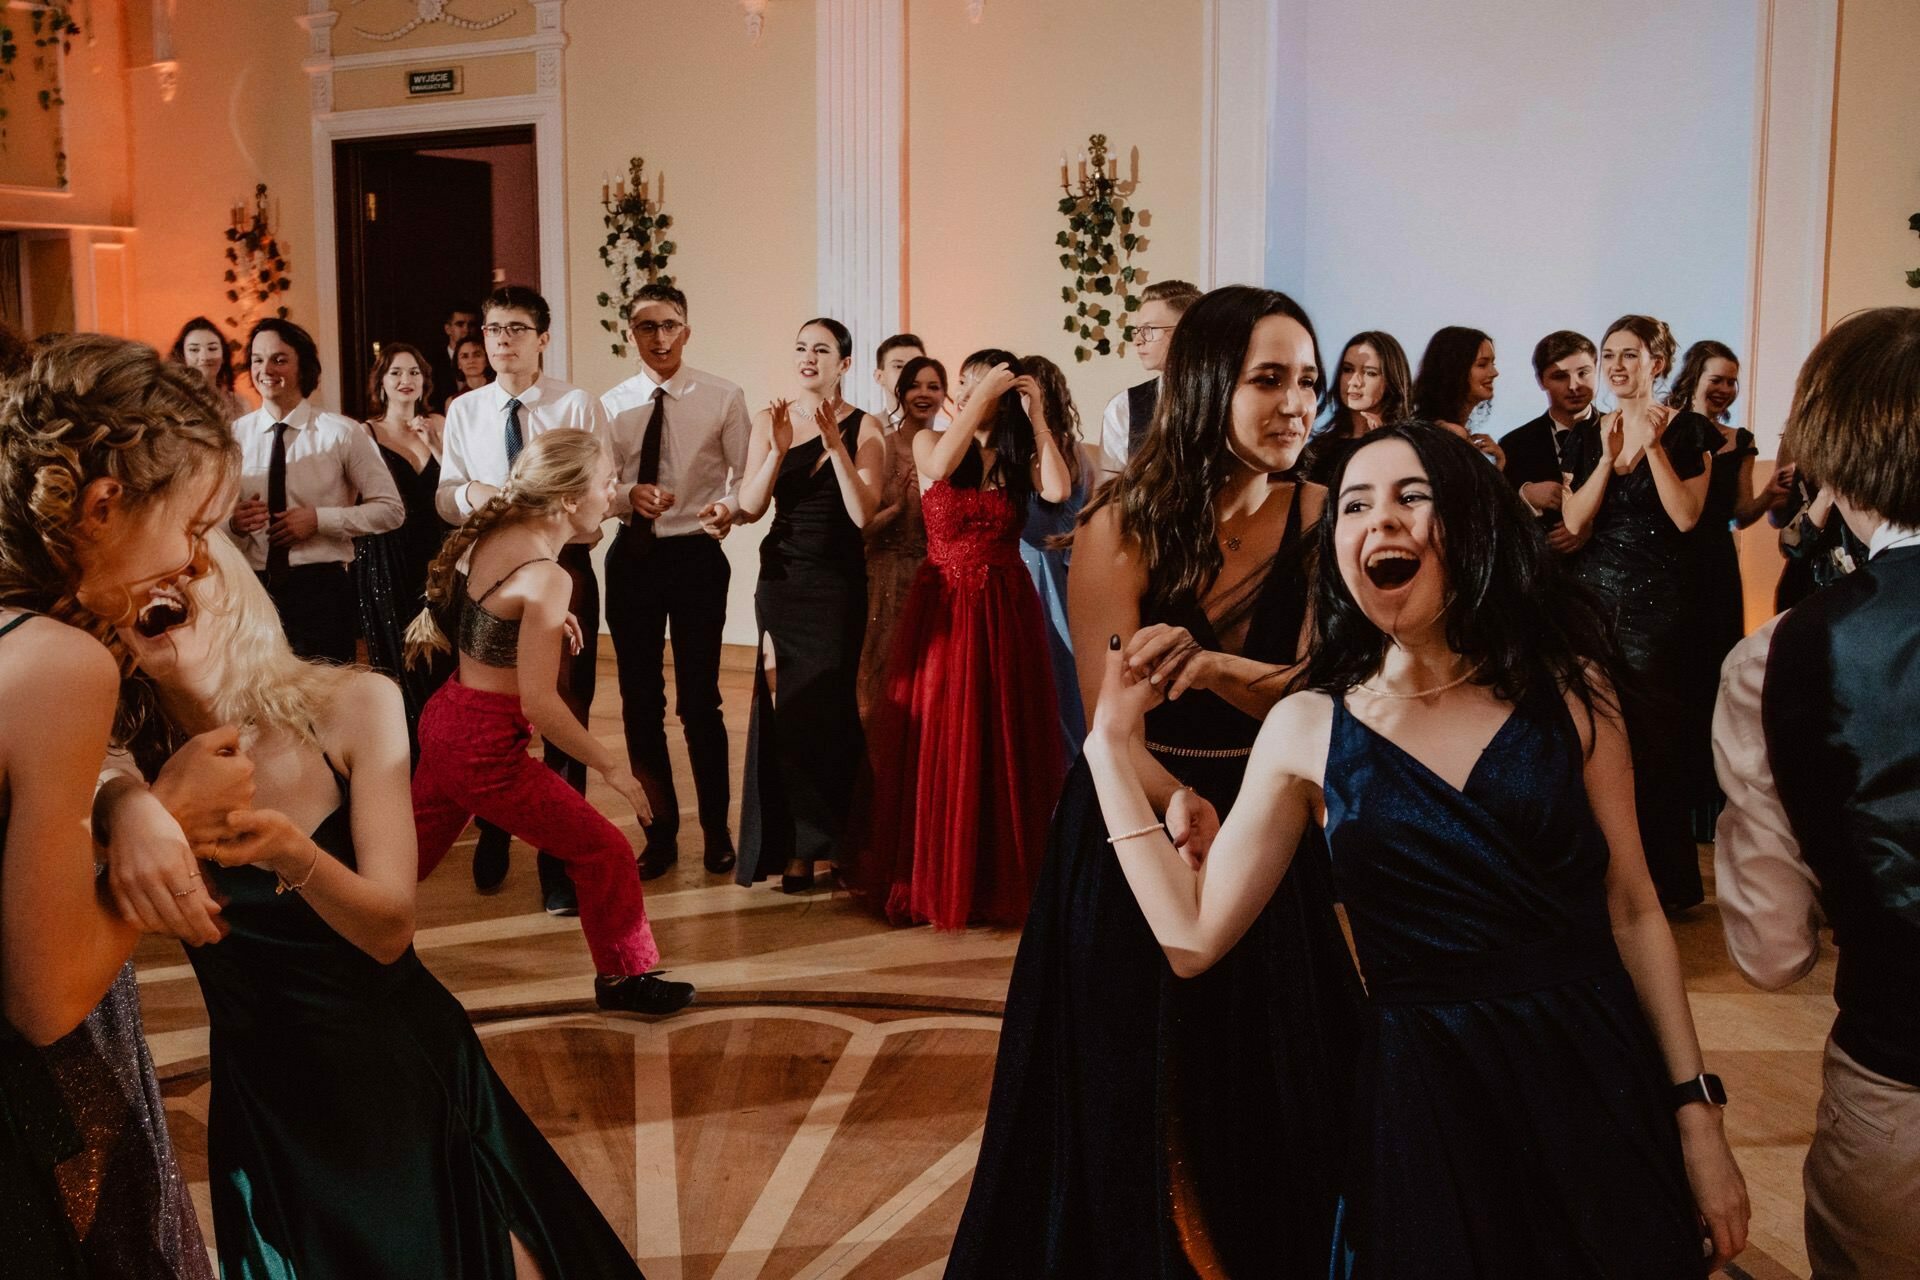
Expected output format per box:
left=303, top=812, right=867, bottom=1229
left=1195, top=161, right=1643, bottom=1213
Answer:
left=349, top=0, right=517, bottom=43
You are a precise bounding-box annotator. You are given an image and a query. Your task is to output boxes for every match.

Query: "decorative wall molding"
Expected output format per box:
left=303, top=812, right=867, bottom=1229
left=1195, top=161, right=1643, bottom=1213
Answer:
left=1743, top=0, right=1840, bottom=457
left=1198, top=0, right=1284, bottom=290
left=815, top=0, right=905, bottom=401
left=298, top=1, right=574, bottom=409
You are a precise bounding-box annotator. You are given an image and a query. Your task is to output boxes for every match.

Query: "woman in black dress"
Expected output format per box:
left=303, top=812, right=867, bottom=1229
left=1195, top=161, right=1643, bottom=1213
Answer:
left=1084, top=422, right=1749, bottom=1278
left=734, top=318, right=887, bottom=892
left=1302, top=329, right=1411, bottom=485
left=948, top=287, right=1363, bottom=1279
left=1562, top=315, right=1718, bottom=909
left=353, top=342, right=451, bottom=741
left=1412, top=324, right=1507, bottom=469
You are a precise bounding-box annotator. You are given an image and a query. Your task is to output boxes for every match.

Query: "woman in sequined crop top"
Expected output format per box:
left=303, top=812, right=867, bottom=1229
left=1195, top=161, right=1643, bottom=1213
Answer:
left=404, top=428, right=696, bottom=1018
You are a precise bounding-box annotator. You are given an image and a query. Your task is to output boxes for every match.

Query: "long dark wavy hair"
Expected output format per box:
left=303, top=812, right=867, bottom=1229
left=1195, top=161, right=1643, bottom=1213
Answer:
left=1295, top=421, right=1621, bottom=731
left=1412, top=326, right=1492, bottom=425
left=1317, top=330, right=1411, bottom=439
left=954, top=347, right=1037, bottom=522
left=1664, top=339, right=1738, bottom=419
left=1079, top=285, right=1323, bottom=620
left=168, top=316, right=235, bottom=393
left=1018, top=353, right=1085, bottom=491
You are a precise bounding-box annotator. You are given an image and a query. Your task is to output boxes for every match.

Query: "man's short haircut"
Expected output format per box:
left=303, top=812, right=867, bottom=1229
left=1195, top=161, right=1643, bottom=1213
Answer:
left=1141, top=280, right=1203, bottom=315
left=247, top=317, right=323, bottom=398
left=1532, top=330, right=1597, bottom=378
left=1782, top=306, right=1920, bottom=527
left=444, top=301, right=478, bottom=324
left=482, top=284, right=551, bottom=335
left=875, top=333, right=926, bottom=369
left=629, top=283, right=689, bottom=323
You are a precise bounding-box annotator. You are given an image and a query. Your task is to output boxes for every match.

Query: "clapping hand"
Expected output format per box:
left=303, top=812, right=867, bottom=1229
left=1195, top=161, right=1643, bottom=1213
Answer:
left=1600, top=412, right=1626, bottom=463
left=815, top=402, right=845, bottom=454
left=767, top=400, right=795, bottom=454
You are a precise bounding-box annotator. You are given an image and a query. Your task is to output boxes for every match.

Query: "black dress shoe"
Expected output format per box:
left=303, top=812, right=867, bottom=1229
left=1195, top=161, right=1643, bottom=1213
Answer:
left=780, top=867, right=815, bottom=895
left=703, top=844, right=737, bottom=875
left=543, top=880, right=579, bottom=917
left=472, top=836, right=509, bottom=895
left=594, top=972, right=696, bottom=1016
left=638, top=845, right=679, bottom=881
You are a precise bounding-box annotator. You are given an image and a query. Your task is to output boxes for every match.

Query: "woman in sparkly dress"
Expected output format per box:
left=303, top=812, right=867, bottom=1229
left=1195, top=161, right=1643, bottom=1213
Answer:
left=857, top=355, right=942, bottom=719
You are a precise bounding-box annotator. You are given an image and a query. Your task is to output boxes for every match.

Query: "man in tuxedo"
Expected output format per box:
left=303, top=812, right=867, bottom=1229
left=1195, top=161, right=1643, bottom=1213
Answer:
left=1713, top=306, right=1920, bottom=1277
left=1097, top=279, right=1202, bottom=476
left=1498, top=330, right=1596, bottom=554
left=426, top=300, right=479, bottom=413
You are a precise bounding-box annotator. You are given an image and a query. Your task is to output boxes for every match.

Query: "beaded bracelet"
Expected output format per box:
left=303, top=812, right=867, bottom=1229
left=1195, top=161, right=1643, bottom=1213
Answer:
left=1106, top=823, right=1165, bottom=846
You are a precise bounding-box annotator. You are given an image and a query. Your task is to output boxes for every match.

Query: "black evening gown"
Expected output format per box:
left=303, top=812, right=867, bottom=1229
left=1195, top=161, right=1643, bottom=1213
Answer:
left=947, top=486, right=1364, bottom=1279
left=186, top=757, right=644, bottom=1279
left=1563, top=412, right=1718, bottom=908
left=1685, top=427, right=1754, bottom=816
left=738, top=410, right=869, bottom=883
left=1323, top=684, right=1705, bottom=1278
left=353, top=440, right=452, bottom=742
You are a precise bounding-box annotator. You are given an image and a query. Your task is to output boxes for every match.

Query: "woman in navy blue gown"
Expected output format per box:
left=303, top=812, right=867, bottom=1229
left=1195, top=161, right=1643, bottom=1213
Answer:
left=1082, top=422, right=1751, bottom=1278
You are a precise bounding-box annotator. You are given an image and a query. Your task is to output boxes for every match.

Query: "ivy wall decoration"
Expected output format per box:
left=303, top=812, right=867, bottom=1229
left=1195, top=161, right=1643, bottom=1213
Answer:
left=0, top=4, right=80, bottom=184
left=224, top=184, right=292, bottom=331
left=597, top=156, right=678, bottom=358
left=1056, top=133, right=1149, bottom=363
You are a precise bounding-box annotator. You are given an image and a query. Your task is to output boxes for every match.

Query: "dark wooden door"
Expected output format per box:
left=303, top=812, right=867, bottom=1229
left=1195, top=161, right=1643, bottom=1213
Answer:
left=335, top=130, right=522, bottom=417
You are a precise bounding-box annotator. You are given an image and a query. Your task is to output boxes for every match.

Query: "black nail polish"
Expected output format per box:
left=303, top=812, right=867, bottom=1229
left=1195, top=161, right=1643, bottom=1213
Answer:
left=1109, top=634, right=1121, bottom=650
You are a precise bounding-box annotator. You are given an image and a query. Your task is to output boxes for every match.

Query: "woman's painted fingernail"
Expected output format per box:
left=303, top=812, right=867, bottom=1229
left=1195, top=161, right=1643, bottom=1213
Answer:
left=1109, top=634, right=1121, bottom=650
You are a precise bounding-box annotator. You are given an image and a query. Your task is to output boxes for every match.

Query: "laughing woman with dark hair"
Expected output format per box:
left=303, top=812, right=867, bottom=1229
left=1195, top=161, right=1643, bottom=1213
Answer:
left=1085, top=421, right=1750, bottom=1277
left=948, top=288, right=1362, bottom=1278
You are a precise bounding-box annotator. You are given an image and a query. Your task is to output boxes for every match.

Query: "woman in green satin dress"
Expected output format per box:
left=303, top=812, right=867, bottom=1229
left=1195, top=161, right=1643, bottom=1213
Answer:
left=100, top=536, right=645, bottom=1280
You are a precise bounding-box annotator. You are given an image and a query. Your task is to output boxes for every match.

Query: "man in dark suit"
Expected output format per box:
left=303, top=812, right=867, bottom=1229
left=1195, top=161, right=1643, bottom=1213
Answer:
left=1498, top=329, right=1597, bottom=554
left=426, top=300, right=478, bottom=413
left=1713, top=306, right=1920, bottom=1277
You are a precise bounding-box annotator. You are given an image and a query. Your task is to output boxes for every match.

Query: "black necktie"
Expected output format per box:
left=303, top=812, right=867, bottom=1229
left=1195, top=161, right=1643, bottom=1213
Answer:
left=504, top=397, right=524, bottom=466
left=266, top=420, right=290, bottom=585
left=631, top=387, right=667, bottom=548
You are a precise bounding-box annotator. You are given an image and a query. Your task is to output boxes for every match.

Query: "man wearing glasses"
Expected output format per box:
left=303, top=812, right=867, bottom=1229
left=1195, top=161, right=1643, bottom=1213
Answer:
left=1097, top=279, right=1203, bottom=477
left=600, top=283, right=751, bottom=881
left=438, top=283, right=609, bottom=915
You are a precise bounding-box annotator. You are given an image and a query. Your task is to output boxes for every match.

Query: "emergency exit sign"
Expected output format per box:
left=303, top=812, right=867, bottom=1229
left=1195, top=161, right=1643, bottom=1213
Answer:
left=407, top=67, right=462, bottom=97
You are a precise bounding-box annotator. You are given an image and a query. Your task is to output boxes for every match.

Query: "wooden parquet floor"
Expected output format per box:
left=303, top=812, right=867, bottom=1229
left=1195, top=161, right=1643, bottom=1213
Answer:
left=134, top=653, right=1830, bottom=1278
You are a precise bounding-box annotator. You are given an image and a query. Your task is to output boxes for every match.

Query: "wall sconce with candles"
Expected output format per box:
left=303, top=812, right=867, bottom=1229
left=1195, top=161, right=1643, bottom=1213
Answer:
left=742, top=0, right=769, bottom=41
left=596, top=156, right=678, bottom=358
left=1056, top=133, right=1150, bottom=362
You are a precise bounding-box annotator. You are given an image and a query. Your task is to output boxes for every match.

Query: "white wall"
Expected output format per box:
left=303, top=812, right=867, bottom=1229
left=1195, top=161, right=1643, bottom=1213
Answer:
left=1267, top=0, right=1761, bottom=439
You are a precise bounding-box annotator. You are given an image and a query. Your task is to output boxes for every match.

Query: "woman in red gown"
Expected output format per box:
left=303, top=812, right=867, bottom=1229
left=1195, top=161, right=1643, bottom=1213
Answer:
left=857, top=349, right=1075, bottom=929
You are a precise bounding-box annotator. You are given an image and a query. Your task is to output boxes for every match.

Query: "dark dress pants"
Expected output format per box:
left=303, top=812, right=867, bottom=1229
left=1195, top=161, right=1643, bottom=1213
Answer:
left=605, top=529, right=732, bottom=855
left=262, top=562, right=357, bottom=665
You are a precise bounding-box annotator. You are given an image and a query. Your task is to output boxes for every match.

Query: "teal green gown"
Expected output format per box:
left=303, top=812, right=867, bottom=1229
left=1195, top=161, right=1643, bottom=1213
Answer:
left=185, top=757, right=643, bottom=1279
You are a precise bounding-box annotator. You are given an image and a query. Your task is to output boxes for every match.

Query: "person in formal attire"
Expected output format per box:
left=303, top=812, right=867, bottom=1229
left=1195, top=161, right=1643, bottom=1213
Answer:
left=1085, top=419, right=1750, bottom=1276
left=411, top=428, right=693, bottom=1021
left=1666, top=341, right=1789, bottom=831
left=353, top=342, right=452, bottom=744
left=1302, top=329, right=1411, bottom=485
left=428, top=300, right=479, bottom=413
left=452, top=335, right=492, bottom=404
left=1714, top=306, right=1920, bottom=1279
left=100, top=533, right=651, bottom=1279
left=1413, top=325, right=1507, bottom=468
left=733, top=317, right=886, bottom=892
left=1561, top=314, right=1719, bottom=910
left=1016, top=353, right=1095, bottom=758
left=871, top=332, right=927, bottom=416
left=167, top=316, right=248, bottom=422
left=0, top=333, right=239, bottom=1278
left=228, top=319, right=403, bottom=666
left=602, top=283, right=749, bottom=880
left=438, top=284, right=606, bottom=913
left=857, top=354, right=943, bottom=718
left=1499, top=329, right=1598, bottom=554
left=1098, top=279, right=1203, bottom=476
left=855, top=349, right=1072, bottom=929
left=949, top=287, right=1364, bottom=1278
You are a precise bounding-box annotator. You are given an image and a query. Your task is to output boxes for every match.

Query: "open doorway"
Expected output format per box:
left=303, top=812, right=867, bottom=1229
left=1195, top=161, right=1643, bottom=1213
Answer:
left=332, top=125, right=537, bottom=418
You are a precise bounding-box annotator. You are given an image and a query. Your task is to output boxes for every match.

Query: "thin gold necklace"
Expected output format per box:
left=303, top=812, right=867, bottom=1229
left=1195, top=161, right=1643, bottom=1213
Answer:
left=1355, top=663, right=1480, bottom=700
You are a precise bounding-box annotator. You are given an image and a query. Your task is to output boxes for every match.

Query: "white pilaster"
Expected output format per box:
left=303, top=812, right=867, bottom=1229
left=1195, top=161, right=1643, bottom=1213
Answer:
left=1199, top=0, right=1283, bottom=290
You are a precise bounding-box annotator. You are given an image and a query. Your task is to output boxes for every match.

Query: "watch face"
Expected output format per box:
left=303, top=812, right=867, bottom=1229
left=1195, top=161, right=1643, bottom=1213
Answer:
left=1703, top=1075, right=1728, bottom=1106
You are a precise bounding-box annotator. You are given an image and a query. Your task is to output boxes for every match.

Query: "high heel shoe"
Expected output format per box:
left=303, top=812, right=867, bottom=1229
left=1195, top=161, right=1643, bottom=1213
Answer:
left=780, top=861, right=814, bottom=894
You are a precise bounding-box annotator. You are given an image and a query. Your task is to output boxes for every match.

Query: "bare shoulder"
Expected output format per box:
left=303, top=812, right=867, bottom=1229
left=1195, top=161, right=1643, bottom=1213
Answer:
left=1255, top=689, right=1334, bottom=784
left=0, top=617, right=117, bottom=698
left=315, top=669, right=407, bottom=768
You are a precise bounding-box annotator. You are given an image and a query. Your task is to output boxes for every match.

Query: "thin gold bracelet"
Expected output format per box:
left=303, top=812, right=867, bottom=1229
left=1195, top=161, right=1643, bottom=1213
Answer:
left=1106, top=823, right=1165, bottom=845
left=1145, top=740, right=1253, bottom=759
left=275, top=842, right=323, bottom=896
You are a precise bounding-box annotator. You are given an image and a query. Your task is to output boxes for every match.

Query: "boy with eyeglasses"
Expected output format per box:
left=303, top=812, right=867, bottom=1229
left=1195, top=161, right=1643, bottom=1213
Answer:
left=1098, top=279, right=1202, bottom=477
left=437, top=284, right=609, bottom=915
left=600, top=283, right=752, bottom=881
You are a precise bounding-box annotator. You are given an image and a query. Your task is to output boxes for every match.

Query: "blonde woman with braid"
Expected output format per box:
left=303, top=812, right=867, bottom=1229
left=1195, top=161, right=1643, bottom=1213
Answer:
left=407, top=428, right=694, bottom=1016
left=0, top=333, right=238, bottom=1278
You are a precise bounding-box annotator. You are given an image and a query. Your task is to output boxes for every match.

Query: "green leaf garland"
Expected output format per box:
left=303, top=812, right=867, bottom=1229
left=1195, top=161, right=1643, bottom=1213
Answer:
left=1058, top=133, right=1149, bottom=363
left=597, top=156, right=679, bottom=358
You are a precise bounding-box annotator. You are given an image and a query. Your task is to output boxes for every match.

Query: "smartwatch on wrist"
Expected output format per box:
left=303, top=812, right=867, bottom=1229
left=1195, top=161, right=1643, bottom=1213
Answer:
left=1671, top=1073, right=1727, bottom=1110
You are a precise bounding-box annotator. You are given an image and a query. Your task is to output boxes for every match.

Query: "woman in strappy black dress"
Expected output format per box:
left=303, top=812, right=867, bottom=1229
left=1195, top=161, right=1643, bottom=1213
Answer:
left=948, top=288, right=1363, bottom=1279
left=353, top=342, right=452, bottom=741
left=1084, top=422, right=1751, bottom=1278
left=734, top=318, right=887, bottom=892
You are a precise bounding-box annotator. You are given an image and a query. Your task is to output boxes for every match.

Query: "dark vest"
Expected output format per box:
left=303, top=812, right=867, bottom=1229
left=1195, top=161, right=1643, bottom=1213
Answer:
left=1763, top=543, right=1920, bottom=1086
left=1125, top=377, right=1160, bottom=458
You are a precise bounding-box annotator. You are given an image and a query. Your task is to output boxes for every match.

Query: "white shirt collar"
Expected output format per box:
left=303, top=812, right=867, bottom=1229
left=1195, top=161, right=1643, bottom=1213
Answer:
left=1868, top=522, right=1920, bottom=558
left=256, top=400, right=313, bottom=431
left=633, top=364, right=694, bottom=400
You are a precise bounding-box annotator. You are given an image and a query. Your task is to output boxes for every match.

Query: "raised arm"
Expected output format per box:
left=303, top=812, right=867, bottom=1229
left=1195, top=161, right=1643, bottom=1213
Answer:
left=1012, top=374, right=1074, bottom=504
left=1643, top=412, right=1711, bottom=532
left=917, top=364, right=1015, bottom=486
left=820, top=407, right=883, bottom=528
left=1559, top=414, right=1617, bottom=538
left=734, top=402, right=792, bottom=522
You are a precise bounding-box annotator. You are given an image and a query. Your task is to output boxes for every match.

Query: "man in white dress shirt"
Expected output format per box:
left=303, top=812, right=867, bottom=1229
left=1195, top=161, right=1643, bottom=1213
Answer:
left=229, top=318, right=402, bottom=664
left=1712, top=307, right=1920, bottom=1278
left=602, top=284, right=750, bottom=879
left=439, top=284, right=609, bottom=914
left=1097, top=279, right=1202, bottom=476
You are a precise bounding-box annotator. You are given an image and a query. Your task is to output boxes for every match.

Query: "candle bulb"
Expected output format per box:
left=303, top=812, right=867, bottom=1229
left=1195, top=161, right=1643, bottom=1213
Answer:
left=1107, top=158, right=1117, bottom=181
left=1130, top=146, right=1140, bottom=184
left=640, top=178, right=649, bottom=203
left=615, top=179, right=626, bottom=199
left=1059, top=153, right=1069, bottom=187
left=602, top=180, right=610, bottom=205
left=1077, top=154, right=1087, bottom=183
